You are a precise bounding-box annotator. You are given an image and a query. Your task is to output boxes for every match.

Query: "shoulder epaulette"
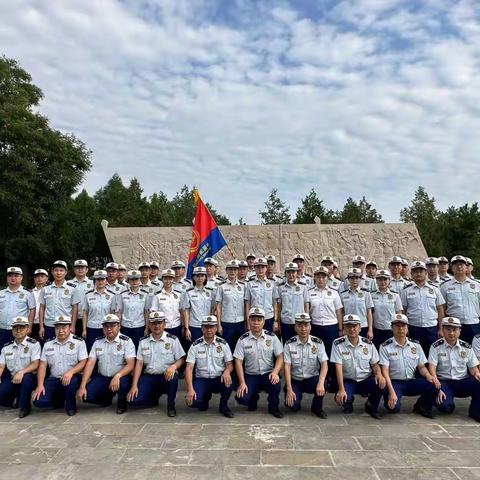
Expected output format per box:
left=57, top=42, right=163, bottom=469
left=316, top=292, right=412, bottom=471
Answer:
left=311, top=336, right=322, bottom=344
left=216, top=337, right=227, bottom=344
left=140, top=287, right=149, bottom=294
left=340, top=289, right=349, bottom=294
left=286, top=336, right=297, bottom=344
left=218, top=275, right=226, bottom=281
left=26, top=338, right=38, bottom=344
left=192, top=337, right=203, bottom=345
left=140, top=335, right=150, bottom=341
left=45, top=337, right=55, bottom=343
left=408, top=337, right=420, bottom=344
left=264, top=330, right=274, bottom=336
left=67, top=281, right=76, bottom=288
left=218, top=280, right=226, bottom=286
left=381, top=338, right=393, bottom=347
left=95, top=335, right=105, bottom=340
left=186, top=287, right=194, bottom=292
left=459, top=339, right=472, bottom=348
left=73, top=335, right=85, bottom=341
left=403, top=283, right=414, bottom=290
left=238, top=280, right=245, bottom=285
left=105, top=288, right=116, bottom=295
left=308, top=286, right=316, bottom=291
left=305, top=273, right=312, bottom=277
left=432, top=338, right=444, bottom=348
left=205, top=286, right=213, bottom=291
left=85, top=289, right=95, bottom=295
left=239, top=332, right=250, bottom=340
left=248, top=277, right=255, bottom=282
left=119, top=334, right=129, bottom=341
left=3, top=340, right=13, bottom=347
left=166, top=332, right=178, bottom=339
left=298, top=281, right=306, bottom=286
left=361, top=336, right=372, bottom=344
left=440, top=279, right=451, bottom=286
left=371, top=289, right=380, bottom=294
left=360, top=288, right=369, bottom=292
left=334, top=337, right=346, bottom=345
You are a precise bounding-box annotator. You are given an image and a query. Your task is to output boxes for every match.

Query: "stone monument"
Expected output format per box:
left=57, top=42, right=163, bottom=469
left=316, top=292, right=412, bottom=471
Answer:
left=101, top=220, right=427, bottom=276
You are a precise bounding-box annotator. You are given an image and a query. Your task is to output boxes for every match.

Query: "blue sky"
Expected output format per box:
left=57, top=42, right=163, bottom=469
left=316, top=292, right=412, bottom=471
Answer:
left=1, top=0, right=479, bottom=223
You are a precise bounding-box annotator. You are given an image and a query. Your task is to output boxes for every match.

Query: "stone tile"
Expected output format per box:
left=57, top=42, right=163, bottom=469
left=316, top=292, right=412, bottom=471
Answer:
left=331, top=451, right=480, bottom=468
left=422, top=436, right=480, bottom=451
left=0, top=447, right=60, bottom=464
left=34, top=433, right=105, bottom=448
left=200, top=424, right=295, bottom=436
left=0, top=464, right=74, bottom=479
left=227, top=433, right=294, bottom=449
left=261, top=450, right=333, bottom=466
left=442, top=425, right=480, bottom=437
left=56, top=446, right=125, bottom=465
left=356, top=436, right=433, bottom=451
left=162, top=435, right=230, bottom=449
left=69, top=464, right=174, bottom=480
left=141, top=423, right=203, bottom=435
left=120, top=448, right=191, bottom=466
left=98, top=435, right=166, bottom=449
left=28, top=423, right=88, bottom=435
left=190, top=449, right=261, bottom=466
left=452, top=468, right=480, bottom=479
left=224, top=466, right=377, bottom=480
left=293, top=435, right=359, bottom=450
left=82, top=423, right=144, bottom=436
left=320, top=423, right=448, bottom=437
left=174, top=466, right=225, bottom=480
left=375, top=467, right=460, bottom=479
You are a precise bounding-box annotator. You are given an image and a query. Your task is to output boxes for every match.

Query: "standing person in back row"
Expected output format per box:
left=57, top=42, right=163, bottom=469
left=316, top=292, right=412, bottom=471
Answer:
left=440, top=256, right=480, bottom=343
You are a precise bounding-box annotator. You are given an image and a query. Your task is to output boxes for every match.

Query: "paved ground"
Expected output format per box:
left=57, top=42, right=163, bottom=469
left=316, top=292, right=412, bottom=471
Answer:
left=0, top=387, right=478, bottom=480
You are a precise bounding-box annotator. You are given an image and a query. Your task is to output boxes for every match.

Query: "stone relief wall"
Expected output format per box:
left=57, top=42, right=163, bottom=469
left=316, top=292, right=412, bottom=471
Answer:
left=101, top=220, right=426, bottom=276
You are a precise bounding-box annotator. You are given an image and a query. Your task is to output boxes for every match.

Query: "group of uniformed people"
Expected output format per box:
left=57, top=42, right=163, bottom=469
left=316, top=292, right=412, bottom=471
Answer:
left=0, top=252, right=479, bottom=421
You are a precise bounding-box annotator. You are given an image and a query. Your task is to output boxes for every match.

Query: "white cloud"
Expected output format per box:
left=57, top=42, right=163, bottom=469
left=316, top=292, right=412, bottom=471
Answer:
left=1, top=0, right=480, bottom=224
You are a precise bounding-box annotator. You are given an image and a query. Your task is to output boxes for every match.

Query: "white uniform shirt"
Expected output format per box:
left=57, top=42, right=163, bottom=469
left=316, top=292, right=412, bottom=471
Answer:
left=401, top=283, right=445, bottom=328
left=275, top=281, right=308, bottom=325
left=283, top=335, right=328, bottom=380
left=0, top=336, right=41, bottom=375
left=40, top=334, right=88, bottom=378
left=307, top=286, right=342, bottom=326
left=150, top=289, right=181, bottom=329
left=371, top=289, right=402, bottom=330
left=215, top=280, right=245, bottom=324
left=136, top=332, right=185, bottom=374
left=186, top=335, right=233, bottom=378
left=379, top=337, right=427, bottom=380
left=38, top=282, right=74, bottom=327
left=0, top=287, right=35, bottom=330
left=440, top=278, right=480, bottom=325
left=89, top=333, right=136, bottom=377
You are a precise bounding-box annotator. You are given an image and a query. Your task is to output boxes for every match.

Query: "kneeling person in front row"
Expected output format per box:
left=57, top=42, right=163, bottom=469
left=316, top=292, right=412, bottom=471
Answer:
left=234, top=307, right=284, bottom=418
left=77, top=314, right=136, bottom=414
left=428, top=316, right=480, bottom=422
left=331, top=314, right=386, bottom=419
left=379, top=314, right=439, bottom=418
left=127, top=311, right=185, bottom=417
left=284, top=313, right=328, bottom=418
left=185, top=315, right=234, bottom=418
left=0, top=317, right=41, bottom=418
left=32, top=316, right=88, bottom=416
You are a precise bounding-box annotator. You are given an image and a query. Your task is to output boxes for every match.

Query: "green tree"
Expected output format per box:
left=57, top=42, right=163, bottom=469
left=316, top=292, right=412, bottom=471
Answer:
left=147, top=191, right=174, bottom=226
left=293, top=188, right=336, bottom=224
left=0, top=56, right=91, bottom=273
left=438, top=204, right=480, bottom=265
left=259, top=188, right=291, bottom=224
left=400, top=186, right=442, bottom=255
left=338, top=197, right=383, bottom=223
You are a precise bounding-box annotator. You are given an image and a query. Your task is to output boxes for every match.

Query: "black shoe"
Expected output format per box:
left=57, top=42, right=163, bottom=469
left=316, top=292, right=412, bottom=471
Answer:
left=66, top=409, right=77, bottom=416
left=247, top=404, right=258, bottom=412
left=221, top=408, right=234, bottom=418
left=365, top=402, right=382, bottom=419
left=312, top=410, right=327, bottom=419
left=167, top=406, right=176, bottom=417
left=18, top=409, right=30, bottom=419
left=343, top=403, right=354, bottom=414
left=269, top=409, right=284, bottom=419
left=468, top=413, right=480, bottom=423
left=413, top=402, right=434, bottom=419
left=116, top=406, right=127, bottom=415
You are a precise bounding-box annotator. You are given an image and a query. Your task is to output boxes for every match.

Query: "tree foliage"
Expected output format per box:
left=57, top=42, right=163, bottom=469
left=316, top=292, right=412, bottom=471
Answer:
left=293, top=189, right=336, bottom=224
left=259, top=189, right=291, bottom=224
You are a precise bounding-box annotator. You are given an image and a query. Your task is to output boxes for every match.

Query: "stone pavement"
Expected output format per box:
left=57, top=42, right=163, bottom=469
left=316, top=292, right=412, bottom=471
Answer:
left=0, top=391, right=478, bottom=480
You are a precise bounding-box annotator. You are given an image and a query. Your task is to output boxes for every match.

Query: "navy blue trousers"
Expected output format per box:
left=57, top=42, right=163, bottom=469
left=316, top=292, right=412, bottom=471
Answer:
left=264, top=318, right=274, bottom=332
left=385, top=378, right=437, bottom=413
left=189, top=376, right=232, bottom=412
left=121, top=326, right=145, bottom=350
left=0, top=372, right=36, bottom=411
left=84, top=374, right=132, bottom=409
left=33, top=374, right=81, bottom=412
left=236, top=373, right=281, bottom=412
left=190, top=326, right=203, bottom=342
left=221, top=322, right=245, bottom=352
left=407, top=326, right=437, bottom=357
left=0, top=329, right=13, bottom=349
left=286, top=375, right=324, bottom=413
left=436, top=377, right=480, bottom=418
left=340, top=376, right=385, bottom=411
left=128, top=373, right=178, bottom=408
left=280, top=323, right=296, bottom=344
left=373, top=329, right=392, bottom=350
left=86, top=327, right=103, bottom=352
left=44, top=326, right=56, bottom=340
left=459, top=324, right=480, bottom=344
left=166, top=325, right=182, bottom=339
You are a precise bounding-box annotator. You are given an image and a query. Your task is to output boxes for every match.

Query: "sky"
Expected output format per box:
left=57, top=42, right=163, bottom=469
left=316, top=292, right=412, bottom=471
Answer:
left=1, top=0, right=479, bottom=224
